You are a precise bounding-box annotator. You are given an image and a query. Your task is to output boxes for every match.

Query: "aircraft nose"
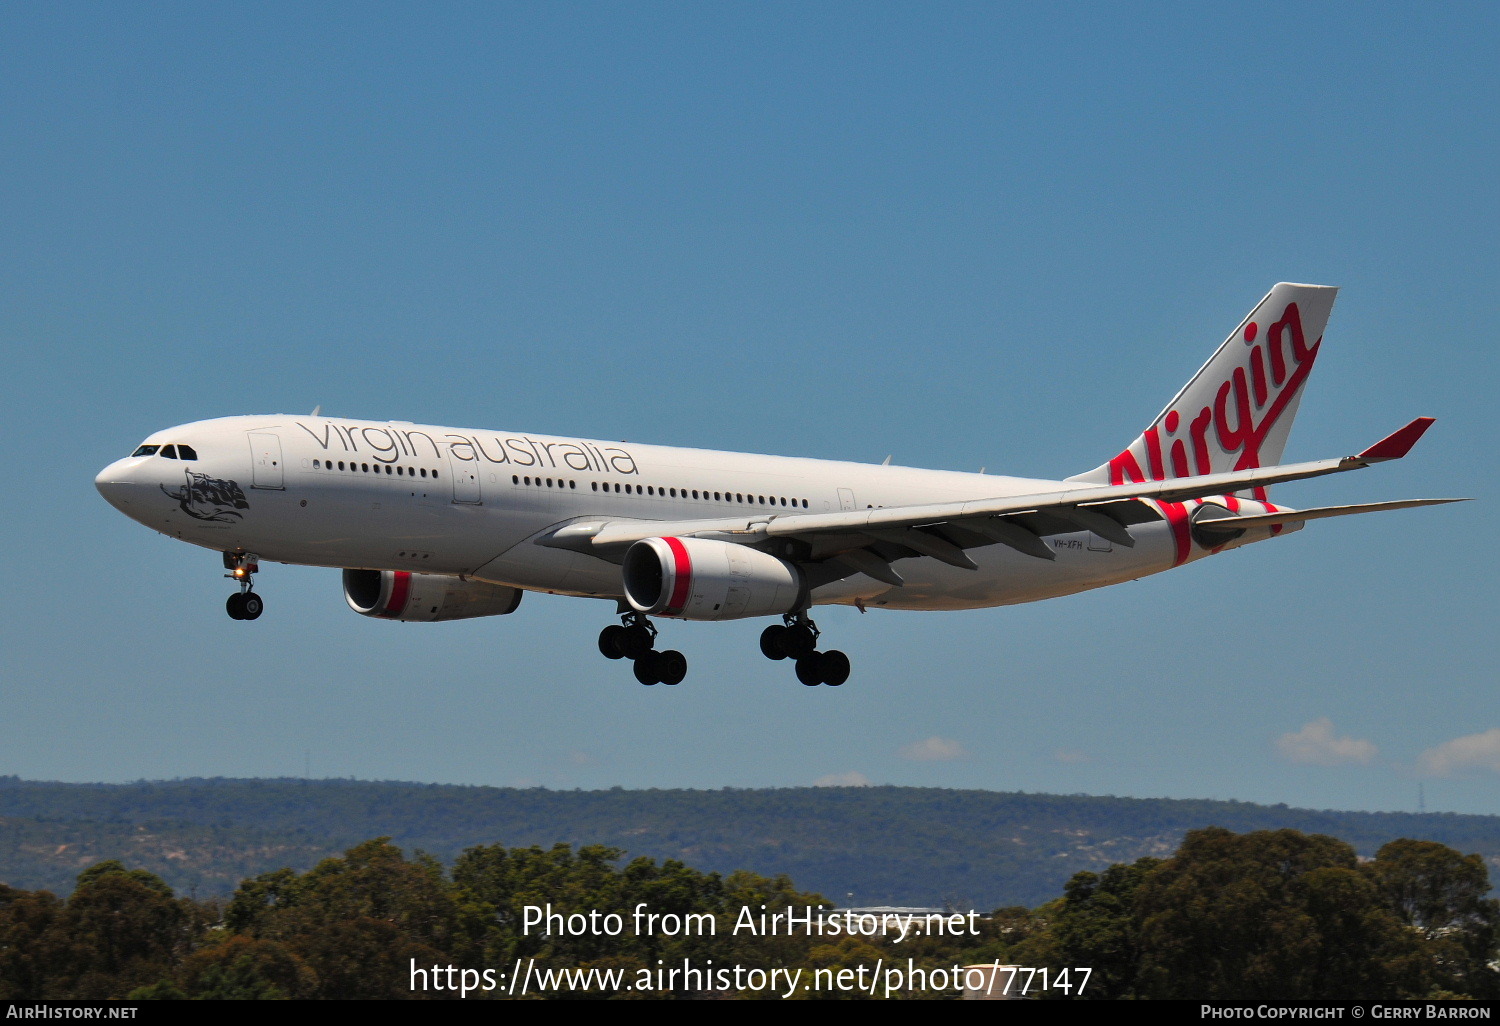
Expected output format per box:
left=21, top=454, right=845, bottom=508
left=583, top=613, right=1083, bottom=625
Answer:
left=95, top=459, right=140, bottom=513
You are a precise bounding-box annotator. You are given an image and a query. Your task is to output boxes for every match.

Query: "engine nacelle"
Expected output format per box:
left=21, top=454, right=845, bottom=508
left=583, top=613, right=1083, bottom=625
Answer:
left=622, top=537, right=806, bottom=621
left=343, top=569, right=523, bottom=622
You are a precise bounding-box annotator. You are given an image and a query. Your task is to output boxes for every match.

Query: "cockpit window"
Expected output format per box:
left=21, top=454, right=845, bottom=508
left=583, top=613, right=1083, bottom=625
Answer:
left=129, top=442, right=198, bottom=460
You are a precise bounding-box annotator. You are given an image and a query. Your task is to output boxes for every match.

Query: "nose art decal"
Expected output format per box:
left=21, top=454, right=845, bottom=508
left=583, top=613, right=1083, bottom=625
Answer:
left=161, top=470, right=250, bottom=522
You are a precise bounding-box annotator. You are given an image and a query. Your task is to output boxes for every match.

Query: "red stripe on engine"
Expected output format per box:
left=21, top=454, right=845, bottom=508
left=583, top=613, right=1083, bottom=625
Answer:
left=382, top=571, right=411, bottom=617
left=662, top=537, right=692, bottom=616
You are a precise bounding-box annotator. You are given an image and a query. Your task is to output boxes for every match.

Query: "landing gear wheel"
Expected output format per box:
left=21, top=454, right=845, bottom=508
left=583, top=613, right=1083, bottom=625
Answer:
left=620, top=624, right=655, bottom=661
left=634, top=653, right=663, bottom=686
left=782, top=624, right=818, bottom=660
left=658, top=650, right=687, bottom=686
left=820, top=650, right=850, bottom=687
left=222, top=552, right=262, bottom=622
left=598, top=625, right=628, bottom=659
left=796, top=655, right=824, bottom=687
left=760, top=624, right=789, bottom=660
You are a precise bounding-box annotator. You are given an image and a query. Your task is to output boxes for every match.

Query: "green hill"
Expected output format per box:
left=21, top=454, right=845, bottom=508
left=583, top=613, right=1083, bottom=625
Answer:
left=1, top=776, right=1495, bottom=907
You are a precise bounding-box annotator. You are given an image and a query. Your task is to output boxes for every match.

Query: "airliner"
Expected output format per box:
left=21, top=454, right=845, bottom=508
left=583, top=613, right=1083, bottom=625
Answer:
left=96, top=284, right=1461, bottom=687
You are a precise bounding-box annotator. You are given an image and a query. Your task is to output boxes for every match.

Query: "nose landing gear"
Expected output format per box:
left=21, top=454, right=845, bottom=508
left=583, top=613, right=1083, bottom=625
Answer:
left=599, top=610, right=687, bottom=686
left=760, top=613, right=850, bottom=686
left=223, top=552, right=263, bottom=621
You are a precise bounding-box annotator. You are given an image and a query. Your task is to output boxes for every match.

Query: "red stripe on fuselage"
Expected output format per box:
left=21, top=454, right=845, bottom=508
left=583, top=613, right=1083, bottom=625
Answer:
left=662, top=537, right=692, bottom=616
left=1156, top=500, right=1194, bottom=566
left=1263, top=500, right=1284, bottom=536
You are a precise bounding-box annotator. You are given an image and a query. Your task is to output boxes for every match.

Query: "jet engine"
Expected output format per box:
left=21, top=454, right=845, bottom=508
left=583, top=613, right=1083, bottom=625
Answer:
left=342, top=569, right=523, bottom=622
left=622, top=537, right=806, bottom=621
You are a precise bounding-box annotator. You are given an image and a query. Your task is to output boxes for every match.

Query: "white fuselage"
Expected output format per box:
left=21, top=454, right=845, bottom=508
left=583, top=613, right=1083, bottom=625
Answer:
left=96, top=414, right=1243, bottom=614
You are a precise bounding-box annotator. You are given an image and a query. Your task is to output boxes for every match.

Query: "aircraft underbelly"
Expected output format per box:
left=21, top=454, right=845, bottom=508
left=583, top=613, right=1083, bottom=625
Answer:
left=175, top=479, right=545, bottom=577
left=471, top=541, right=619, bottom=598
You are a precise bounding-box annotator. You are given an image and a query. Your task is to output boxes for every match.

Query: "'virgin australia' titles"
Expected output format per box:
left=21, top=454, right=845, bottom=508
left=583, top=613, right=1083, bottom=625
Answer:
left=294, top=420, right=641, bottom=475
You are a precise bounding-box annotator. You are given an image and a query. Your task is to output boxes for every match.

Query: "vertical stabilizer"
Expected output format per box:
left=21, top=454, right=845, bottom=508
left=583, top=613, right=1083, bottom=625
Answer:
left=1068, top=283, right=1338, bottom=497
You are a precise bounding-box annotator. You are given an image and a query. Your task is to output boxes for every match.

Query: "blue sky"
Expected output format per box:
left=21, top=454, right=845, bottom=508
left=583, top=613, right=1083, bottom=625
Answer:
left=3, top=2, right=1496, bottom=817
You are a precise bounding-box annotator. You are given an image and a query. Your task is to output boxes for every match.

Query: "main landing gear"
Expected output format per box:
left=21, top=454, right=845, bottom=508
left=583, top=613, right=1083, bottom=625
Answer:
left=599, top=611, right=687, bottom=686
left=760, top=613, right=850, bottom=687
left=223, top=551, right=264, bottom=621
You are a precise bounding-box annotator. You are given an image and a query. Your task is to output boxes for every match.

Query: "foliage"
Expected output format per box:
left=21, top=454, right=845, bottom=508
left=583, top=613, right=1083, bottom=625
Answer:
left=0, top=864, right=205, bottom=999
left=0, top=821, right=1496, bottom=999
left=1015, top=827, right=1500, bottom=1001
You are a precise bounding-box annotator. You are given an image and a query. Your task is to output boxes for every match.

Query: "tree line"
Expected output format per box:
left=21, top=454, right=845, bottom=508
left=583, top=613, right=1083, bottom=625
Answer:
left=0, top=827, right=1494, bottom=1000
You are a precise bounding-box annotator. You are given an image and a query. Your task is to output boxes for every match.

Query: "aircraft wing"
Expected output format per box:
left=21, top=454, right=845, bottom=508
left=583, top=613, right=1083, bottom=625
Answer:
left=539, top=418, right=1465, bottom=586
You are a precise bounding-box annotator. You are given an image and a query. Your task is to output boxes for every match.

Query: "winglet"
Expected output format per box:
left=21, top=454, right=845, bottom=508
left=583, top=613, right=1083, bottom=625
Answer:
left=1357, top=417, right=1436, bottom=461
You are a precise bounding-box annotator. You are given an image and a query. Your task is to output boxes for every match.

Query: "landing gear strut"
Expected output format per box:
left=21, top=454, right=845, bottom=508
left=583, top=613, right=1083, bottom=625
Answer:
left=599, top=610, right=687, bottom=686
left=760, top=612, right=850, bottom=686
left=223, top=552, right=263, bottom=621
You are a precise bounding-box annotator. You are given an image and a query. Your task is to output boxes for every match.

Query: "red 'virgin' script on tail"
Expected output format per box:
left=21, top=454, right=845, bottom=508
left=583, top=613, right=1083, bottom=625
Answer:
left=1107, top=302, right=1320, bottom=490
left=1105, top=302, right=1320, bottom=563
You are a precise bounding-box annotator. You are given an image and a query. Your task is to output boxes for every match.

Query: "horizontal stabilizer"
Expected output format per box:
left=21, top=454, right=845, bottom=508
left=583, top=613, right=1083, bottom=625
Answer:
left=1193, top=498, right=1469, bottom=535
